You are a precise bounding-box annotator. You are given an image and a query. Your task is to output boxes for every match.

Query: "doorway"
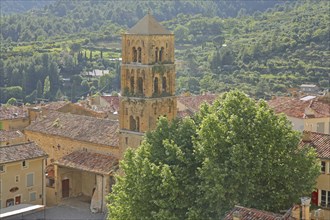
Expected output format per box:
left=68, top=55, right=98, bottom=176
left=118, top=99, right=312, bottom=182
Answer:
left=15, top=195, right=21, bottom=205
left=62, top=179, right=69, bottom=198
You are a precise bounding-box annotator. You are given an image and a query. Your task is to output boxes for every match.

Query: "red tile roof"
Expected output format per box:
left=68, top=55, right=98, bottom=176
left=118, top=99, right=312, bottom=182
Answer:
left=177, top=94, right=217, bottom=113
left=0, top=142, right=47, bottom=164
left=25, top=111, right=119, bottom=147
left=224, top=205, right=287, bottom=220
left=268, top=96, right=330, bottom=119
left=0, top=105, right=28, bottom=120
left=0, top=130, right=24, bottom=143
left=101, top=96, right=119, bottom=113
left=300, top=131, right=330, bottom=159
left=56, top=150, right=118, bottom=175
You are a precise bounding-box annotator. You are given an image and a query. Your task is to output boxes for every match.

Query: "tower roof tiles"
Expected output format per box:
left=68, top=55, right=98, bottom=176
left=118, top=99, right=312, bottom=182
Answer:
left=127, top=13, right=172, bottom=35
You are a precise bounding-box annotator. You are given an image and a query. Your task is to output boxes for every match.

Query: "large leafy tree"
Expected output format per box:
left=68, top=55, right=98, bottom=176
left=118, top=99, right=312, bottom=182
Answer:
left=107, top=91, right=319, bottom=220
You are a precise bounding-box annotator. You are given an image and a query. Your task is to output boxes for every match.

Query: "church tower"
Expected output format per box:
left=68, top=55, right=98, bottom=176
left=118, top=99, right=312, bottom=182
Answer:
left=119, top=13, right=177, bottom=154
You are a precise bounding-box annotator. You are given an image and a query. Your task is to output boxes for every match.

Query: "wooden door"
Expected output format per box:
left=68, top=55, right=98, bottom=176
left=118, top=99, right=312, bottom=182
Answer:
left=15, top=195, right=21, bottom=205
left=62, top=179, right=69, bottom=198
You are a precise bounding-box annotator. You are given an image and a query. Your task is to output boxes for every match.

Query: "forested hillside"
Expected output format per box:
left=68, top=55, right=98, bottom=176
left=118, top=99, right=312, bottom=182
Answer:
left=0, top=0, right=329, bottom=104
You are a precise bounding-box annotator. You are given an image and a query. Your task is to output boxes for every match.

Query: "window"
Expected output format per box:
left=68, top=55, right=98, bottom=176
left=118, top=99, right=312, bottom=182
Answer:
left=6, top=199, right=14, bottom=207
left=137, top=47, right=142, bottom=63
left=155, top=47, right=159, bottom=62
left=27, top=173, right=34, bottom=187
left=0, top=165, right=4, bottom=172
left=162, top=76, right=167, bottom=92
left=130, top=76, right=135, bottom=94
left=22, top=160, right=27, bottom=168
left=129, top=116, right=136, bottom=131
left=154, top=77, right=159, bottom=94
left=137, top=77, right=143, bottom=94
left=15, top=175, right=19, bottom=183
left=317, top=122, right=325, bottom=133
left=30, top=192, right=36, bottom=202
left=320, top=190, right=330, bottom=208
left=321, top=161, right=326, bottom=173
left=125, top=137, right=128, bottom=145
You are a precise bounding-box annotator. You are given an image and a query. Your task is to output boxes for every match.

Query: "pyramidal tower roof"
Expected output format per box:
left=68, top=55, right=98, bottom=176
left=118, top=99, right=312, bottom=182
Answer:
left=127, top=12, right=172, bottom=35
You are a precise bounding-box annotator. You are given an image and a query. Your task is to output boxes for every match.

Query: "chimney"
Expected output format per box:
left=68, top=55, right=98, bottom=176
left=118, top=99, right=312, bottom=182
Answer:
left=233, top=210, right=241, bottom=220
left=291, top=205, right=300, bottom=219
left=302, top=131, right=312, bottom=142
left=301, top=197, right=311, bottom=220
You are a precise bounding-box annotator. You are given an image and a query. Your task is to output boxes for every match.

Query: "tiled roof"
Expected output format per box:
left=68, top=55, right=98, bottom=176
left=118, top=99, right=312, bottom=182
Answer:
left=0, top=130, right=24, bottom=142
left=0, top=105, right=28, bottom=120
left=39, top=101, right=69, bottom=111
left=25, top=111, right=119, bottom=147
left=268, top=96, right=330, bottom=119
left=300, top=131, right=330, bottom=159
left=0, top=142, right=47, bottom=164
left=56, top=150, right=118, bottom=175
left=177, top=109, right=194, bottom=118
left=127, top=13, right=172, bottom=35
left=101, top=96, right=119, bottom=113
left=224, top=205, right=286, bottom=220
left=177, top=94, right=217, bottom=113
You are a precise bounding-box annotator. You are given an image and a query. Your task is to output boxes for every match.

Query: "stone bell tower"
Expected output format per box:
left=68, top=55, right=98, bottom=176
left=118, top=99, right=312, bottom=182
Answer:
left=119, top=12, right=177, bottom=154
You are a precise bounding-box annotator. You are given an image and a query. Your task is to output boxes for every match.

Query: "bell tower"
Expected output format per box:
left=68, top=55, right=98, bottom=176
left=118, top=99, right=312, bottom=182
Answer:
left=119, top=13, right=177, bottom=154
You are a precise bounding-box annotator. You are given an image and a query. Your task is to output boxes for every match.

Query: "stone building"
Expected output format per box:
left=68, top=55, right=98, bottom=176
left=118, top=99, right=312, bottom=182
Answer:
left=0, top=142, right=47, bottom=210
left=119, top=12, right=177, bottom=150
left=24, top=111, right=119, bottom=211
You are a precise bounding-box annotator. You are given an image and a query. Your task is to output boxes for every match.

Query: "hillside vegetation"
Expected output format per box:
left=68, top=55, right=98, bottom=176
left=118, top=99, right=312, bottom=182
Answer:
left=0, top=0, right=329, bottom=104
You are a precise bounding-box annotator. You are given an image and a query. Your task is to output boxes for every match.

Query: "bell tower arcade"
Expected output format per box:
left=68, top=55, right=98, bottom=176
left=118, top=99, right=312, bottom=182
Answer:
left=119, top=13, right=177, bottom=154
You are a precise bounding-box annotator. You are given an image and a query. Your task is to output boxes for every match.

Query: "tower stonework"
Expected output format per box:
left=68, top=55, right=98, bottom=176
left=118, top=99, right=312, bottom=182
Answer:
left=119, top=13, right=177, bottom=155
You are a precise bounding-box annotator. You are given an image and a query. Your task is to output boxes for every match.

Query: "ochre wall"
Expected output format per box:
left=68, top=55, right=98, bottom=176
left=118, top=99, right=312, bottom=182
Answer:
left=24, top=130, right=120, bottom=164
left=0, top=158, right=45, bottom=208
left=1, top=118, right=30, bottom=131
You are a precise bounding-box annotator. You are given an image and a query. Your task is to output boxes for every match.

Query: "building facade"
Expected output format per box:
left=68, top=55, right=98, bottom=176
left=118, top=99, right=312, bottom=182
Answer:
left=0, top=142, right=47, bottom=209
left=119, top=13, right=177, bottom=152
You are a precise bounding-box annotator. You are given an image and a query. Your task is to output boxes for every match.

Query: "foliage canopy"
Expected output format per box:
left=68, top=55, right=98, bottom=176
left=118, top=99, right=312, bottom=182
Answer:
left=108, top=90, right=319, bottom=219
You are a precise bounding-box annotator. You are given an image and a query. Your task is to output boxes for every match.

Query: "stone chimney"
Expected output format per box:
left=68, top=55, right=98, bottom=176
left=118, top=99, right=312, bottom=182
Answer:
left=291, top=205, right=301, bottom=219
left=302, top=131, right=312, bottom=142
left=301, top=197, right=311, bottom=220
left=233, top=211, right=241, bottom=220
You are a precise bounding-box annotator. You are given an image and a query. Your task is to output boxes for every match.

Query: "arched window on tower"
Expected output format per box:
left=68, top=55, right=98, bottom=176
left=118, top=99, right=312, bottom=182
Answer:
left=159, top=47, right=164, bottom=62
left=136, top=116, right=140, bottom=132
left=137, top=77, right=143, bottom=95
left=162, top=76, right=167, bottom=92
left=154, top=77, right=159, bottom=95
left=129, top=116, right=136, bottom=131
left=155, top=47, right=159, bottom=63
left=132, top=47, right=137, bottom=62
left=130, top=76, right=135, bottom=94
left=137, top=47, right=142, bottom=63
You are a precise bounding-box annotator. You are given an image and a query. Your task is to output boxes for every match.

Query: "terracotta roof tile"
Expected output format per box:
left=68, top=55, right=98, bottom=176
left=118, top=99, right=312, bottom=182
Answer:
left=0, top=105, right=28, bottom=120
left=300, top=131, right=330, bottom=159
left=56, top=150, right=118, bottom=175
left=268, top=96, right=330, bottom=118
left=224, top=205, right=285, bottom=220
left=101, top=96, right=119, bottom=113
left=0, top=142, right=47, bottom=164
left=177, top=94, right=217, bottom=113
left=0, top=130, right=24, bottom=142
left=25, top=111, right=119, bottom=147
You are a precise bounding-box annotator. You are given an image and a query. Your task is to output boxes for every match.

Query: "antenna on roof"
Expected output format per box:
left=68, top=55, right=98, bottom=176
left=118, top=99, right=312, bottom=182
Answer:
left=148, top=8, right=152, bottom=15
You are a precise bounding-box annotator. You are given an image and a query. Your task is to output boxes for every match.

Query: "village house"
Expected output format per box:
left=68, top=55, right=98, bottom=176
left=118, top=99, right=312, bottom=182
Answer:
left=0, top=141, right=47, bottom=215
left=0, top=105, right=29, bottom=131
left=300, top=131, right=330, bottom=219
left=24, top=110, right=119, bottom=211
left=224, top=197, right=321, bottom=220
left=268, top=96, right=330, bottom=133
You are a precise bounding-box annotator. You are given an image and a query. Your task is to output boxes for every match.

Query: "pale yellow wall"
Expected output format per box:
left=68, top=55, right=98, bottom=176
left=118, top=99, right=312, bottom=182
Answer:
left=0, top=158, right=45, bottom=208
left=305, top=117, right=330, bottom=134
left=81, top=172, right=96, bottom=197
left=1, top=118, right=30, bottom=131
left=316, top=159, right=330, bottom=220
left=287, top=116, right=304, bottom=131
left=24, top=130, right=120, bottom=164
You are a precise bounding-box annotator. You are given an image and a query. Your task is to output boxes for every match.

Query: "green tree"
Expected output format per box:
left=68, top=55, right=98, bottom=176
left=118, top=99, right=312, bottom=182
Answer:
left=36, top=80, right=43, bottom=99
left=193, top=91, right=319, bottom=218
left=6, top=97, right=17, bottom=105
left=43, top=76, right=50, bottom=99
left=108, top=91, right=319, bottom=220
left=108, top=117, right=199, bottom=220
